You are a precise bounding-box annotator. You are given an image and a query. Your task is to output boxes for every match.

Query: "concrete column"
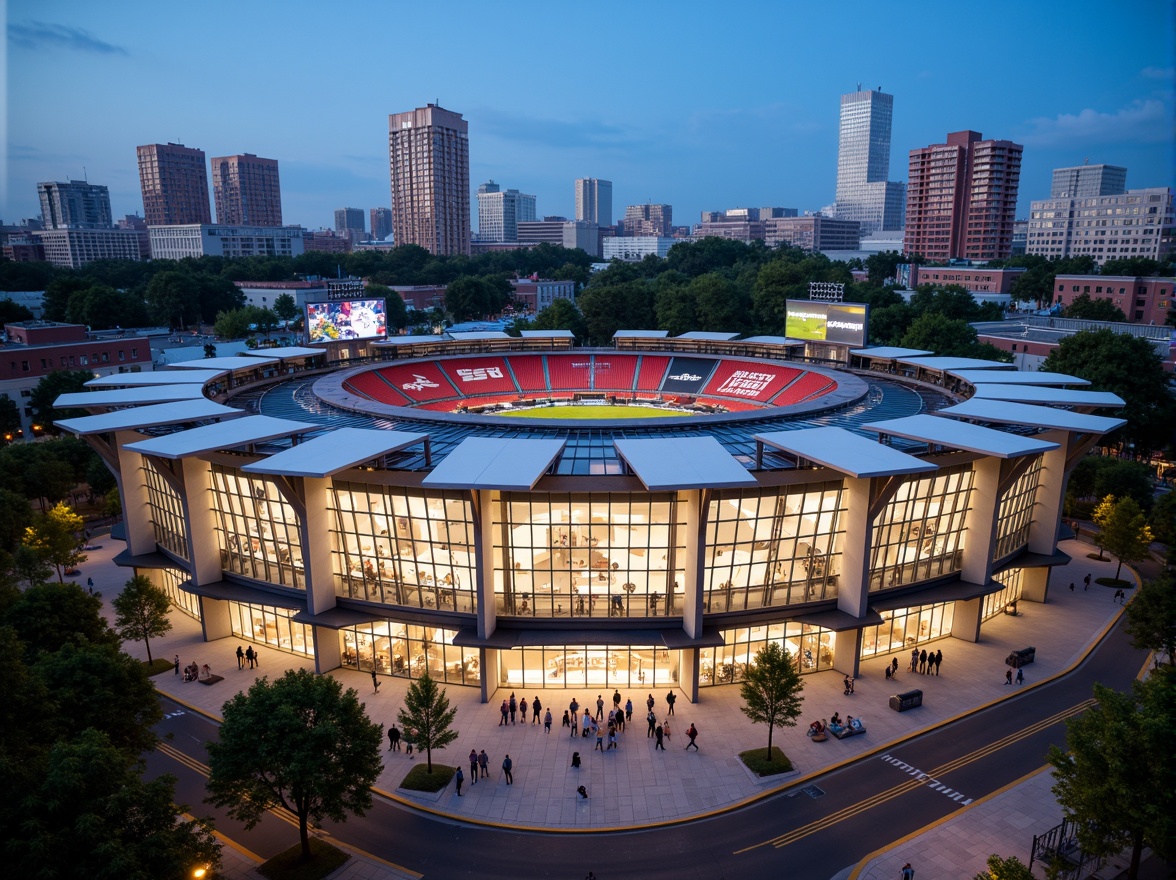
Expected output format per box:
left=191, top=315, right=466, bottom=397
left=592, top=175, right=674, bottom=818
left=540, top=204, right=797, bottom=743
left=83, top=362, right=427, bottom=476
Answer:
left=833, top=629, right=862, bottom=677
left=114, top=431, right=156, bottom=557
left=200, top=596, right=232, bottom=641
left=475, top=490, right=496, bottom=641
left=837, top=476, right=871, bottom=619
left=179, top=458, right=221, bottom=586
left=478, top=648, right=490, bottom=703
left=679, top=648, right=698, bottom=704
left=301, top=477, right=336, bottom=616
left=951, top=598, right=982, bottom=643
left=961, top=457, right=1001, bottom=585
left=1029, top=429, right=1069, bottom=555
left=313, top=626, right=341, bottom=674
left=681, top=490, right=706, bottom=640
left=1021, top=566, right=1050, bottom=603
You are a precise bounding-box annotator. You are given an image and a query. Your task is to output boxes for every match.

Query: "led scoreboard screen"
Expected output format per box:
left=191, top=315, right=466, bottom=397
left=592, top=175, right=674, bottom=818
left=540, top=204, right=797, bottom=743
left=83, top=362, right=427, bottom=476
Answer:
left=306, top=299, right=387, bottom=342
left=785, top=300, right=868, bottom=346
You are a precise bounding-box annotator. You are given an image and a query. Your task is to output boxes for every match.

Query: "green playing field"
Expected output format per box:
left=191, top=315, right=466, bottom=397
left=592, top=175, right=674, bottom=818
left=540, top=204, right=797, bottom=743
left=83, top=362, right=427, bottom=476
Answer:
left=495, top=405, right=693, bottom=420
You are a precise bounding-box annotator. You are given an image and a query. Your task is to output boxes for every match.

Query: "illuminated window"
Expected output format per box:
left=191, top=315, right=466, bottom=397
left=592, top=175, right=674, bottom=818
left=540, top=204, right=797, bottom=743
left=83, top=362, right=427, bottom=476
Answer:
left=993, top=457, right=1042, bottom=561
left=209, top=465, right=304, bottom=588
left=700, top=622, right=833, bottom=686
left=985, top=567, right=1024, bottom=620
left=228, top=601, right=313, bottom=656
left=142, top=460, right=189, bottom=560
left=157, top=566, right=200, bottom=620
left=859, top=601, right=955, bottom=659
left=340, top=622, right=477, bottom=686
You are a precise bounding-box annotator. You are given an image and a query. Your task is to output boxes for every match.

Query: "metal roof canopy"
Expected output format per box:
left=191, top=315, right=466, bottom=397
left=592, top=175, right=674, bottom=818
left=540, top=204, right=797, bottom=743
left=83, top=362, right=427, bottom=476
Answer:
left=862, top=414, right=1059, bottom=459
left=447, top=331, right=512, bottom=340
left=55, top=399, right=243, bottom=436
left=422, top=437, right=566, bottom=490
left=54, top=385, right=207, bottom=408
left=612, top=436, right=758, bottom=490
left=675, top=331, right=740, bottom=341
left=970, top=384, right=1125, bottom=408
left=373, top=335, right=445, bottom=346
left=519, top=330, right=575, bottom=339
left=85, top=370, right=227, bottom=387
left=241, top=428, right=430, bottom=477
left=896, top=356, right=1015, bottom=371
left=612, top=329, right=669, bottom=338
left=849, top=346, right=933, bottom=360
left=239, top=346, right=325, bottom=359
left=123, top=415, right=316, bottom=459
left=169, top=356, right=279, bottom=370
left=938, top=398, right=1126, bottom=435
left=755, top=426, right=938, bottom=479
left=948, top=369, right=1090, bottom=386
left=740, top=336, right=807, bottom=346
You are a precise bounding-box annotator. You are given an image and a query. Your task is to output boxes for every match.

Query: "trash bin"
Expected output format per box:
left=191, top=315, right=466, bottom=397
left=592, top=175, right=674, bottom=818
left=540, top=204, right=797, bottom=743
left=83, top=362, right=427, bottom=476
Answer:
left=889, top=689, right=923, bottom=712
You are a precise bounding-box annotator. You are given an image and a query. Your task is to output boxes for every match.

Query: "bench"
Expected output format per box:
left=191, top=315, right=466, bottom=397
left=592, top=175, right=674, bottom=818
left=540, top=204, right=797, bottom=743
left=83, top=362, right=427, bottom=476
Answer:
left=831, top=721, right=866, bottom=739
left=889, top=689, right=923, bottom=712
left=199, top=674, right=224, bottom=686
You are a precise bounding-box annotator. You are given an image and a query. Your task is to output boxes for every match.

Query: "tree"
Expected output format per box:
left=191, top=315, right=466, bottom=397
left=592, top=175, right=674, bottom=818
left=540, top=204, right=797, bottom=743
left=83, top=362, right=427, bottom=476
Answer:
left=530, top=297, right=587, bottom=340
left=0, top=487, right=32, bottom=551
left=1063, top=293, right=1126, bottom=322
left=1149, top=491, right=1176, bottom=545
left=1100, top=256, right=1170, bottom=277
left=972, top=853, right=1035, bottom=880
left=145, top=271, right=199, bottom=329
left=112, top=574, right=173, bottom=663
left=397, top=670, right=458, bottom=774
left=0, top=297, right=35, bottom=324
left=1049, top=675, right=1176, bottom=880
left=0, top=395, right=20, bottom=441
left=213, top=307, right=252, bottom=340
left=1094, top=495, right=1154, bottom=581
left=272, top=292, right=299, bottom=322
left=739, top=642, right=804, bottom=755
left=365, top=283, right=409, bottom=331
left=865, top=250, right=907, bottom=284
left=444, top=275, right=493, bottom=323
left=28, top=369, right=95, bottom=431
left=207, top=669, right=382, bottom=861
left=248, top=305, right=280, bottom=339
left=21, top=502, right=87, bottom=583
left=1124, top=575, right=1176, bottom=666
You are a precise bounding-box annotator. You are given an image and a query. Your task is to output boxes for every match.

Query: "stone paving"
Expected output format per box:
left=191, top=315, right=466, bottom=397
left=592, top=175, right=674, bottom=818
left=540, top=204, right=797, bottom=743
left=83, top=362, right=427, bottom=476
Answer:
left=81, top=534, right=1145, bottom=876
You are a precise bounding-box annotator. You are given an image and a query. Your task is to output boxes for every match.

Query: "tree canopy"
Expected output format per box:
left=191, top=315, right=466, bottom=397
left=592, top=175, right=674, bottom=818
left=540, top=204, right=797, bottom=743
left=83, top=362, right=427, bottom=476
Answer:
left=1063, top=292, right=1126, bottom=322
left=112, top=574, right=173, bottom=664
left=739, top=641, right=805, bottom=754
left=21, top=501, right=87, bottom=583
left=1124, top=575, right=1176, bottom=666
left=1092, top=495, right=1154, bottom=581
left=397, top=670, right=459, bottom=774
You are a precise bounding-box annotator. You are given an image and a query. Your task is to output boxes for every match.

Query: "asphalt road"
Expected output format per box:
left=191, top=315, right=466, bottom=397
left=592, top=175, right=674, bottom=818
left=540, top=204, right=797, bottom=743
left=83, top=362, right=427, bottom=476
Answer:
left=149, top=615, right=1148, bottom=880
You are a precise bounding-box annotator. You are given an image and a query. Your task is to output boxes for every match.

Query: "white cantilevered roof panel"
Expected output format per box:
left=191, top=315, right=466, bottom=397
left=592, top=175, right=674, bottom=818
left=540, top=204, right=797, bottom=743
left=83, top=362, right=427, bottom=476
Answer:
left=169, top=356, right=279, bottom=370
left=447, top=331, right=512, bottom=340
left=970, top=384, right=1125, bottom=408
left=612, top=330, right=669, bottom=339
left=755, top=427, right=938, bottom=479
left=675, top=331, right=740, bottom=341
left=86, top=370, right=227, bottom=387
left=239, top=346, right=325, bottom=359
left=938, top=398, right=1126, bottom=435
left=55, top=399, right=242, bottom=436
left=849, top=346, right=933, bottom=359
left=55, top=385, right=207, bottom=408
left=862, top=414, right=1059, bottom=459
left=122, top=415, right=316, bottom=459
left=241, top=428, right=429, bottom=477
left=948, top=369, right=1090, bottom=386
left=422, top=437, right=566, bottom=490
left=896, top=356, right=1015, bottom=371
left=519, top=330, right=575, bottom=339
left=612, top=436, right=758, bottom=490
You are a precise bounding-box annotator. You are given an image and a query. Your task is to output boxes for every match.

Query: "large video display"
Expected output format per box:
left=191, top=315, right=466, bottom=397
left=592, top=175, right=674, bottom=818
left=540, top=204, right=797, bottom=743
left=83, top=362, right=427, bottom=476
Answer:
left=785, top=301, right=868, bottom=346
left=306, top=299, right=387, bottom=342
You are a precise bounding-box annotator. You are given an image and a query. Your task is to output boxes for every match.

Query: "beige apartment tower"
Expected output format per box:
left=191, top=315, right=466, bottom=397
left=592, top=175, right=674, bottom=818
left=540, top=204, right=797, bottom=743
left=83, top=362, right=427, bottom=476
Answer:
left=136, top=143, right=212, bottom=227
left=211, top=154, right=283, bottom=226
left=388, top=104, right=470, bottom=256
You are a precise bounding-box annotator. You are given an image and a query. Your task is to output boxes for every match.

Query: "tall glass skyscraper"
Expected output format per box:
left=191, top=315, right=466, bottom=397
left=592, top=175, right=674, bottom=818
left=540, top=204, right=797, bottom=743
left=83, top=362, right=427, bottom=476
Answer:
left=833, top=89, right=905, bottom=235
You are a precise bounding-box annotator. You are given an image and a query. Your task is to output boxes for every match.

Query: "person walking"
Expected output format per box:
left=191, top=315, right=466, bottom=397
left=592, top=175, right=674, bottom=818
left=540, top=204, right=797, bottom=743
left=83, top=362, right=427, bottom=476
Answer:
left=595, top=694, right=605, bottom=721
left=520, top=696, right=529, bottom=724
left=577, top=785, right=588, bottom=799
left=570, top=697, right=580, bottom=722
left=388, top=725, right=401, bottom=752
left=469, top=749, right=478, bottom=783
left=532, top=696, right=542, bottom=724
left=594, top=726, right=604, bottom=752
left=174, top=654, right=180, bottom=676
left=1069, top=581, right=1075, bottom=592
left=933, top=649, right=942, bottom=675
left=405, top=728, right=415, bottom=758
left=544, top=709, right=553, bottom=733
left=501, top=754, right=513, bottom=784
left=607, top=725, right=618, bottom=750
left=613, top=689, right=621, bottom=710
left=509, top=692, right=517, bottom=724
left=843, top=675, right=854, bottom=695
left=245, top=646, right=255, bottom=669
left=236, top=645, right=245, bottom=669
left=918, top=649, right=928, bottom=674
left=478, top=749, right=489, bottom=779
left=647, top=710, right=657, bottom=737
left=1016, top=667, right=1024, bottom=685
left=685, top=723, right=699, bottom=750
left=909, top=647, right=919, bottom=672
left=499, top=699, right=509, bottom=726
left=654, top=723, right=665, bottom=750
left=891, top=657, right=899, bottom=677
left=901, top=863, right=915, bottom=880
left=371, top=670, right=380, bottom=693
left=625, top=698, right=634, bottom=723
left=1005, top=668, right=1013, bottom=685
left=1083, top=573, right=1091, bottom=590
left=646, top=693, right=655, bottom=713
left=666, top=690, right=676, bottom=716
left=454, top=767, right=464, bottom=796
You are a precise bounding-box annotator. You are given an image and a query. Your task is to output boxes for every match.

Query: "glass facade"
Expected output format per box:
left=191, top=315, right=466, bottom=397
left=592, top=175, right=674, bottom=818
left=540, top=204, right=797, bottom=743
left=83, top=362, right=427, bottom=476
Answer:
left=494, top=492, right=685, bottom=619
left=210, top=464, right=305, bottom=589
left=227, top=601, right=314, bottom=656
left=985, top=567, right=1024, bottom=620
left=340, top=622, right=478, bottom=685
left=860, top=601, right=955, bottom=659
left=329, top=482, right=476, bottom=613
left=992, top=458, right=1042, bottom=562
left=869, top=465, right=974, bottom=591
left=497, top=645, right=678, bottom=689
left=704, top=482, right=845, bottom=612
left=142, top=460, right=188, bottom=560
left=699, top=623, right=834, bottom=686
left=157, top=566, right=200, bottom=620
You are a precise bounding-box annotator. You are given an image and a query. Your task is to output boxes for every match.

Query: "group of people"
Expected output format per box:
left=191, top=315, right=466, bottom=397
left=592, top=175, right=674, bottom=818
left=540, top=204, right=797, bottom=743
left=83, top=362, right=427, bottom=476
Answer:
left=908, top=647, right=942, bottom=675
left=500, top=692, right=553, bottom=727
left=234, top=644, right=260, bottom=670
left=179, top=660, right=208, bottom=682
left=451, top=748, right=515, bottom=795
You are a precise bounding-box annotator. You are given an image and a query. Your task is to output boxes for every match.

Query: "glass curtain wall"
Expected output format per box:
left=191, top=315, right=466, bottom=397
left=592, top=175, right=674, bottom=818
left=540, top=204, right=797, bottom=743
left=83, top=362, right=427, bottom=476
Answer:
left=157, top=566, right=200, bottom=620
left=985, top=567, right=1024, bottom=620
left=497, top=645, right=679, bottom=689
left=859, top=601, right=955, bottom=659
left=992, top=458, right=1042, bottom=562
left=209, top=465, right=304, bottom=588
left=329, top=482, right=476, bottom=613
left=869, top=465, right=974, bottom=591
left=494, top=492, right=685, bottom=619
left=699, top=622, right=834, bottom=686
left=142, top=460, right=189, bottom=559
left=340, top=622, right=478, bottom=685
left=704, top=482, right=845, bottom=612
left=227, top=601, right=314, bottom=656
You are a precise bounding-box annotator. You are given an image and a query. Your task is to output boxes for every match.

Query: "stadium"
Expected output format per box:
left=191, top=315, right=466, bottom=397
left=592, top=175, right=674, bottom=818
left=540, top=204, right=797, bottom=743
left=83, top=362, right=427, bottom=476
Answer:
left=55, top=330, right=1125, bottom=702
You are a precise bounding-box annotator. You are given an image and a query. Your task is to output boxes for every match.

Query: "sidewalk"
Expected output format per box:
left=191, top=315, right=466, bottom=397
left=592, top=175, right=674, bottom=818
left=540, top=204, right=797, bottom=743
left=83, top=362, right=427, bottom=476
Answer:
left=85, top=537, right=1141, bottom=875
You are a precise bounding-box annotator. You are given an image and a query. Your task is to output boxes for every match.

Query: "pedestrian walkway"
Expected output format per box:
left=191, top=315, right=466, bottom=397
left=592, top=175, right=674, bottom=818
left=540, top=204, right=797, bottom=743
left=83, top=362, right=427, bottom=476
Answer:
left=84, top=536, right=1145, bottom=875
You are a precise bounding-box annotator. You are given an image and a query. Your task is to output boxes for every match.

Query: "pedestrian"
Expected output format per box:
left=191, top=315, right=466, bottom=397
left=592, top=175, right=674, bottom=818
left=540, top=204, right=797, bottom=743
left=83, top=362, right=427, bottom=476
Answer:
left=454, top=767, right=464, bottom=796
left=371, top=670, right=380, bottom=693
left=844, top=675, right=854, bottom=695
left=663, top=718, right=671, bottom=740
left=577, top=785, right=588, bottom=799
left=625, top=698, right=633, bottom=722
left=666, top=690, right=676, bottom=716
left=544, top=709, right=553, bottom=733
left=562, top=709, right=571, bottom=729
left=174, top=654, right=180, bottom=676
left=236, top=645, right=245, bottom=669
left=570, top=696, right=580, bottom=719
left=499, top=699, right=509, bottom=726
left=685, top=722, right=699, bottom=750
left=595, top=726, right=604, bottom=752
left=1005, top=668, right=1013, bottom=685
left=909, top=647, right=919, bottom=672
left=607, top=726, right=618, bottom=750
left=1083, top=573, right=1091, bottom=590
left=509, top=692, right=517, bottom=724
left=901, top=863, right=915, bottom=880
left=1120, top=589, right=1126, bottom=605
left=520, top=696, right=529, bottom=724
left=1016, top=667, right=1024, bottom=685
left=595, top=694, right=604, bottom=721
left=613, top=689, right=621, bottom=709
left=252, top=647, right=259, bottom=667
left=469, top=749, right=478, bottom=782
left=245, top=646, right=255, bottom=669
left=532, top=696, right=542, bottom=724
left=86, top=576, right=94, bottom=594
left=502, top=754, right=513, bottom=784
left=405, top=728, right=415, bottom=758
left=1069, top=581, right=1075, bottom=592
left=478, top=749, right=489, bottom=778
left=615, top=707, right=624, bottom=733
left=647, top=710, right=657, bottom=737
left=885, top=664, right=893, bottom=680
left=389, top=725, right=401, bottom=752
left=934, top=649, right=942, bottom=675
left=918, top=649, right=928, bottom=674
left=571, top=751, right=581, bottom=768
left=646, top=693, right=655, bottom=712
left=654, top=723, right=665, bottom=750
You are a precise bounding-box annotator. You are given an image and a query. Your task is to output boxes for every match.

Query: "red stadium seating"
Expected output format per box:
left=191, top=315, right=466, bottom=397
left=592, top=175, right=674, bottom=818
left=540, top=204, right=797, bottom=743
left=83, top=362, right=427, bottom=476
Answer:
left=546, top=354, right=598, bottom=390
left=771, top=371, right=836, bottom=405
left=589, top=354, right=639, bottom=391
left=343, top=370, right=411, bottom=405
left=508, top=355, right=548, bottom=393
left=439, top=356, right=517, bottom=395
left=376, top=362, right=459, bottom=403
left=700, top=359, right=801, bottom=404
left=634, top=355, right=671, bottom=391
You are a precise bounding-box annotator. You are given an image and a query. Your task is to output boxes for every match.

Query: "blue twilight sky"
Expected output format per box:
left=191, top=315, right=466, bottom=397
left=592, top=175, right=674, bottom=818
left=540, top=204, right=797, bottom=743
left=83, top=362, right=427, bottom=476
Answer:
left=4, top=0, right=1174, bottom=234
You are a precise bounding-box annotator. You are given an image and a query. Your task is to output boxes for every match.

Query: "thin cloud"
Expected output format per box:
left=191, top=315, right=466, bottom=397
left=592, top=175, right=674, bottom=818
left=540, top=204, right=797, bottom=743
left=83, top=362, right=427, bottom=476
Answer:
left=477, top=110, right=647, bottom=151
left=1018, top=98, right=1170, bottom=147
left=9, top=21, right=130, bottom=56
left=1141, top=66, right=1174, bottom=80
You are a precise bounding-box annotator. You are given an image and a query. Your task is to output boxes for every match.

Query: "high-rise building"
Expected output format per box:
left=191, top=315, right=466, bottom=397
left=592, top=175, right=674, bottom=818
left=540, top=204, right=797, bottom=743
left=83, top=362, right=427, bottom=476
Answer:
left=833, top=88, right=906, bottom=235
left=136, top=143, right=212, bottom=227
left=370, top=207, right=393, bottom=241
left=476, top=181, right=537, bottom=242
left=1026, top=186, right=1173, bottom=266
left=210, top=154, right=283, bottom=226
left=334, top=207, right=366, bottom=240
left=904, top=130, right=1022, bottom=262
left=1050, top=164, right=1127, bottom=199
left=388, top=104, right=470, bottom=256
left=575, top=178, right=613, bottom=227
left=37, top=180, right=113, bottom=229
left=623, top=203, right=672, bottom=237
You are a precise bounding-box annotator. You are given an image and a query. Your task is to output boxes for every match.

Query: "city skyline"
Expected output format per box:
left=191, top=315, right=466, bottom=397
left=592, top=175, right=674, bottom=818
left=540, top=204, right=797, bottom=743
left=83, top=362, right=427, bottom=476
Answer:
left=6, top=0, right=1174, bottom=234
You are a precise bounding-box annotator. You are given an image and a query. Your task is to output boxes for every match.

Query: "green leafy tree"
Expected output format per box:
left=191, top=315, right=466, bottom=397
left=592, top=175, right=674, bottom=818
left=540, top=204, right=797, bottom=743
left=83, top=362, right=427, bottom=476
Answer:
left=972, top=853, right=1036, bottom=880
left=207, top=669, right=382, bottom=862
left=1094, top=495, right=1154, bottom=581
left=1049, top=675, right=1176, bottom=880
left=3, top=582, right=115, bottom=659
left=1149, top=491, right=1176, bottom=545
left=577, top=280, right=656, bottom=345
left=1063, top=292, right=1126, bottom=322
left=865, top=250, right=908, bottom=284
left=213, top=307, right=252, bottom=340
left=0, top=487, right=32, bottom=551
left=0, top=297, right=35, bottom=323
left=444, top=276, right=493, bottom=323
left=1124, top=575, right=1176, bottom=666
left=1091, top=459, right=1156, bottom=513
left=0, top=436, right=75, bottom=507
left=364, top=283, right=408, bottom=331
left=85, top=454, right=117, bottom=499
left=112, top=574, right=173, bottom=663
left=28, top=369, right=94, bottom=431
left=1100, top=256, right=1169, bottom=277
left=692, top=272, right=750, bottom=334
left=739, top=642, right=804, bottom=755
left=272, top=292, right=299, bottom=322
left=22, top=501, right=87, bottom=582
left=248, top=305, right=280, bottom=339
left=145, top=270, right=199, bottom=329
left=397, top=670, right=459, bottom=774
left=530, top=297, right=587, bottom=340
left=11, top=543, right=53, bottom=587
left=0, top=395, right=20, bottom=441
